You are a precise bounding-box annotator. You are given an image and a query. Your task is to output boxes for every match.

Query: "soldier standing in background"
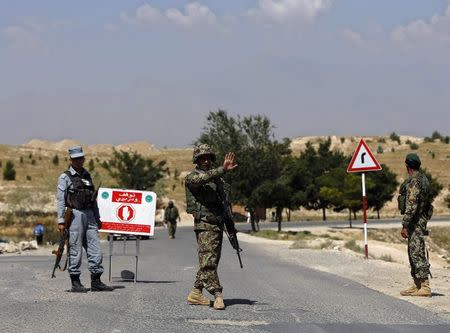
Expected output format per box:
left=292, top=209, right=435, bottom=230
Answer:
left=185, top=144, right=238, bottom=310
left=164, top=200, right=180, bottom=239
left=56, top=146, right=113, bottom=293
left=398, top=153, right=433, bottom=297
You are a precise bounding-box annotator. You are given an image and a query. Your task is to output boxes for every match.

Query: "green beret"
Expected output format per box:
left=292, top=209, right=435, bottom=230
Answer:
left=405, top=153, right=421, bottom=169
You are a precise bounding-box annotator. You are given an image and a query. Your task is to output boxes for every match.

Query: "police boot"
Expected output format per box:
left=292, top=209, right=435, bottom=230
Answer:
left=70, top=275, right=88, bottom=293
left=411, top=278, right=432, bottom=297
left=400, top=278, right=420, bottom=296
left=213, top=292, right=225, bottom=310
left=91, top=273, right=114, bottom=292
left=187, top=288, right=211, bottom=306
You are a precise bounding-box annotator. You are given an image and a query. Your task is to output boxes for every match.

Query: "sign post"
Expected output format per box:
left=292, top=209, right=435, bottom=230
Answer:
left=347, top=139, right=382, bottom=259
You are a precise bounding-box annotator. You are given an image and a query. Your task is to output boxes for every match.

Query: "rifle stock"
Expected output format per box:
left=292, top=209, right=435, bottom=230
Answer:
left=51, top=206, right=73, bottom=278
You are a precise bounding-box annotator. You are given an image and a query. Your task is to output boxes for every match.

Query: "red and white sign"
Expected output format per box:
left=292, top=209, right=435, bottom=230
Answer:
left=347, top=139, right=382, bottom=173
left=97, top=188, right=156, bottom=236
left=116, top=204, right=136, bottom=222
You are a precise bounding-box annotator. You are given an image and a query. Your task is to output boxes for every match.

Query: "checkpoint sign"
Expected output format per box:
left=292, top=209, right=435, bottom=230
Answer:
left=347, top=139, right=382, bottom=173
left=97, top=188, right=156, bottom=236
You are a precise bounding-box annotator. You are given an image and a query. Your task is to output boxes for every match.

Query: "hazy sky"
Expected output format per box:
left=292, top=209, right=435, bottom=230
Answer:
left=1, top=0, right=450, bottom=147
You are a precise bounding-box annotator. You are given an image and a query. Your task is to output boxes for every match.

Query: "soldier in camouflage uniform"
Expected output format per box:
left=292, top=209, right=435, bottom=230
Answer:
left=185, top=144, right=237, bottom=310
left=164, top=200, right=180, bottom=239
left=398, top=153, right=433, bottom=297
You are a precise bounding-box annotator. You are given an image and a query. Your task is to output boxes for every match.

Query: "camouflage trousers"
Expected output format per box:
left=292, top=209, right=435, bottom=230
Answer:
left=167, top=221, right=177, bottom=237
left=194, top=230, right=223, bottom=295
left=408, top=227, right=430, bottom=279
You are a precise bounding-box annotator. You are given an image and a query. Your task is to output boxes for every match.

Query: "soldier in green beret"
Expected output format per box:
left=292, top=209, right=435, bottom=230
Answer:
left=398, top=153, right=433, bottom=297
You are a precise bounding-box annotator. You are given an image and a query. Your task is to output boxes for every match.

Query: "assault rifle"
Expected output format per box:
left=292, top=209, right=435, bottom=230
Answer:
left=223, top=210, right=243, bottom=269
left=219, top=196, right=243, bottom=269
left=51, top=205, right=73, bottom=278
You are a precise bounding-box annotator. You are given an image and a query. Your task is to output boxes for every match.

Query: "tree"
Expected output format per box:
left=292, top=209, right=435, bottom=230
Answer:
left=52, top=154, right=59, bottom=166
left=196, top=110, right=291, bottom=231
left=107, top=150, right=167, bottom=191
left=316, top=167, right=373, bottom=227
left=431, top=131, right=443, bottom=141
left=366, top=164, right=399, bottom=219
left=3, top=161, right=16, bottom=181
left=297, top=138, right=347, bottom=220
left=250, top=180, right=292, bottom=232
left=422, top=169, right=443, bottom=203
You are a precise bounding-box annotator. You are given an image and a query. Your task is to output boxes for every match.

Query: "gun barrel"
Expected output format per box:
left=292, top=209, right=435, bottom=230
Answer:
left=237, top=250, right=243, bottom=268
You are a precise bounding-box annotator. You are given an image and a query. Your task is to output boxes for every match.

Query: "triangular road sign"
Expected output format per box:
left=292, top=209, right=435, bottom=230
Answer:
left=347, top=139, right=382, bottom=173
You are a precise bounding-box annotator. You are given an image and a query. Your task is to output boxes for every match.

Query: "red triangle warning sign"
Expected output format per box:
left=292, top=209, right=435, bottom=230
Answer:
left=347, top=139, right=382, bottom=173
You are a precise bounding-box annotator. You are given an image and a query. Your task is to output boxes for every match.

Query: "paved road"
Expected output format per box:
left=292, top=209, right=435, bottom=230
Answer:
left=0, top=226, right=449, bottom=333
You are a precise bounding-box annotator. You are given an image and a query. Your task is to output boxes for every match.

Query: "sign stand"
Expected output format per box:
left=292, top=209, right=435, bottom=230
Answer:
left=108, top=234, right=140, bottom=283
left=347, top=139, right=382, bottom=259
left=361, top=173, right=368, bottom=259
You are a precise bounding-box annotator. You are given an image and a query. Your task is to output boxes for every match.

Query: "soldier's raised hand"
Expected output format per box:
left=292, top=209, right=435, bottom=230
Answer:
left=223, top=152, right=238, bottom=172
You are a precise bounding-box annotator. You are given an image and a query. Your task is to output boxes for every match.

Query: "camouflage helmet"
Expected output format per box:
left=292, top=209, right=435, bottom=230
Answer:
left=192, top=144, right=216, bottom=163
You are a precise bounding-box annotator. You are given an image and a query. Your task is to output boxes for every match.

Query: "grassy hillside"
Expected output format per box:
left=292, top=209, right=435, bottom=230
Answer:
left=0, top=135, right=449, bottom=241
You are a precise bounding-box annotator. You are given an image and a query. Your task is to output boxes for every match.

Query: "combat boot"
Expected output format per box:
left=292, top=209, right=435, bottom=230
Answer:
left=187, top=288, right=210, bottom=306
left=213, top=292, right=225, bottom=310
left=91, top=273, right=114, bottom=292
left=410, top=278, right=431, bottom=297
left=400, top=278, right=420, bottom=296
left=70, top=275, right=88, bottom=293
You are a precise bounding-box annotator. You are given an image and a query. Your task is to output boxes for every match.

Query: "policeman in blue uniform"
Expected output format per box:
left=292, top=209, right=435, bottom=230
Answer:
left=56, top=146, right=113, bottom=292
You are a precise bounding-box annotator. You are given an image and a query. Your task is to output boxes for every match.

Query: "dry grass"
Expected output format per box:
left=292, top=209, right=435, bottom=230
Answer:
left=251, top=229, right=313, bottom=241
left=1, top=136, right=449, bottom=241
left=344, top=239, right=364, bottom=253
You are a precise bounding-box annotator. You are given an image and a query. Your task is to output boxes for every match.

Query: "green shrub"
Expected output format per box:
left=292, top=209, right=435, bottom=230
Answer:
left=3, top=161, right=16, bottom=180
left=377, top=145, right=383, bottom=154
left=377, top=137, right=386, bottom=143
left=390, top=132, right=401, bottom=144
left=88, top=159, right=95, bottom=171
left=409, top=142, right=419, bottom=150
left=31, top=159, right=36, bottom=165
left=340, top=137, right=345, bottom=144
left=405, top=139, right=412, bottom=144
left=424, top=137, right=434, bottom=143
left=344, top=239, right=363, bottom=253
left=379, top=254, right=393, bottom=262
left=26, top=175, right=32, bottom=181
left=52, top=155, right=59, bottom=166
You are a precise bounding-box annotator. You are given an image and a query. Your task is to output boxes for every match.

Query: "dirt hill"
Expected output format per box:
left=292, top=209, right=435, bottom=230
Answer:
left=0, top=135, right=449, bottom=219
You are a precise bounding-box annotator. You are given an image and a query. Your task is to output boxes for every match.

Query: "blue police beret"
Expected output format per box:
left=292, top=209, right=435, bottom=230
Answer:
left=68, top=146, right=85, bottom=159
